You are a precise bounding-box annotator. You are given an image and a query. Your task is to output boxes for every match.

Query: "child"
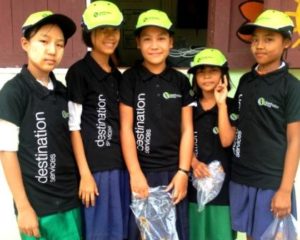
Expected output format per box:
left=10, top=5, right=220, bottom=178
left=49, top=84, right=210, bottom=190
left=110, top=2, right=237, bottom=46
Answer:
left=119, top=9, right=195, bottom=240
left=66, top=1, right=129, bottom=239
left=0, top=11, right=81, bottom=239
left=230, top=9, right=300, bottom=240
left=187, top=48, right=236, bottom=240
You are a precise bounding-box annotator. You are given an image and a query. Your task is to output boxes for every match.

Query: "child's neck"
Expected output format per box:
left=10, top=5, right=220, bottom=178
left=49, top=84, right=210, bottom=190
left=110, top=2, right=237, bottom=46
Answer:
left=200, top=91, right=216, bottom=110
left=142, top=61, right=166, bottom=75
left=256, top=61, right=282, bottom=75
left=91, top=50, right=111, bottom=73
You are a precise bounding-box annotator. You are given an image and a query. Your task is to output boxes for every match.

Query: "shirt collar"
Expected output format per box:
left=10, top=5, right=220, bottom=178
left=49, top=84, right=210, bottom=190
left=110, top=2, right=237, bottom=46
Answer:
left=20, top=65, right=64, bottom=99
left=84, top=52, right=119, bottom=81
left=250, top=62, right=288, bottom=85
left=193, top=99, right=218, bottom=119
left=137, top=63, right=173, bottom=82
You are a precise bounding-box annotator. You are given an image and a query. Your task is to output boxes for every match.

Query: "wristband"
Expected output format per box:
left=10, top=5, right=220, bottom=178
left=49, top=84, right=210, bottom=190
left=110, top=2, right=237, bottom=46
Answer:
left=178, top=167, right=189, bottom=176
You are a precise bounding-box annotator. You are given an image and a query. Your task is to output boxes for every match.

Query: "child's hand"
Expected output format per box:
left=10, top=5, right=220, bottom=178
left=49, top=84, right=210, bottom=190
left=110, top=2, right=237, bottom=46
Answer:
left=79, top=173, right=99, bottom=208
left=17, top=205, right=40, bottom=238
left=271, top=189, right=291, bottom=218
left=192, top=159, right=211, bottom=178
left=130, top=171, right=149, bottom=198
left=214, top=75, right=228, bottom=106
left=166, top=171, right=188, bottom=205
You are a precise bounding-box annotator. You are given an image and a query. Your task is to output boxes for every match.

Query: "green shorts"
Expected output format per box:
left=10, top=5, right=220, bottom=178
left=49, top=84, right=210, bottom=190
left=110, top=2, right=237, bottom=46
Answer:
left=189, top=203, right=236, bottom=240
left=20, top=208, right=82, bottom=240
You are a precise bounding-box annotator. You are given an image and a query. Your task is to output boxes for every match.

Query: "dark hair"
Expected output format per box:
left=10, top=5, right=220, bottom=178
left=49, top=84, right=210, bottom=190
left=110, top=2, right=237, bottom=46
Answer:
left=23, top=23, right=67, bottom=45
left=82, top=29, right=93, bottom=48
left=191, top=66, right=231, bottom=99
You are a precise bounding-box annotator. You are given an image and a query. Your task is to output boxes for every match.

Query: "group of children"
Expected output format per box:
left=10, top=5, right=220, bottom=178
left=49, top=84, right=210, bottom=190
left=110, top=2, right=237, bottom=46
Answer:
left=0, top=1, right=299, bottom=240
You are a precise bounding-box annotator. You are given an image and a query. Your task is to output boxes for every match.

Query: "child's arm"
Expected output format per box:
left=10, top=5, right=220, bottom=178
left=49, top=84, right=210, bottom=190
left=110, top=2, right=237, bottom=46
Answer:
left=70, top=131, right=99, bottom=207
left=119, top=103, right=149, bottom=198
left=271, top=121, right=300, bottom=218
left=167, top=106, right=193, bottom=204
left=214, top=76, right=236, bottom=147
left=1, top=151, right=40, bottom=238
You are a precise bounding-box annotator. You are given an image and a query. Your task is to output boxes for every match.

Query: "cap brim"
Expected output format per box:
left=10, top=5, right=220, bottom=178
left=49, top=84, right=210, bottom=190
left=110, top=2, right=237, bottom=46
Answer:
left=238, top=22, right=284, bottom=36
left=187, top=64, right=228, bottom=74
left=238, top=23, right=258, bottom=35
left=23, top=14, right=76, bottom=41
left=82, top=23, right=123, bottom=32
left=134, top=25, right=174, bottom=36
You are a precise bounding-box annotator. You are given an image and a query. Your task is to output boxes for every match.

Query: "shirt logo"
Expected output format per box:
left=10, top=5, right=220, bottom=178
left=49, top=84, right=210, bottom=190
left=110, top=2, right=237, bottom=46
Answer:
left=62, top=110, right=69, bottom=119
left=230, top=113, right=239, bottom=121
left=162, top=92, right=182, bottom=100
left=257, top=97, right=279, bottom=109
left=212, top=126, right=219, bottom=135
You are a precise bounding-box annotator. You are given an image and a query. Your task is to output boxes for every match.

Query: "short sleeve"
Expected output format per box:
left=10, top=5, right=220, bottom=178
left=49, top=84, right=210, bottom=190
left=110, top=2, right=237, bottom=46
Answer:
left=119, top=69, right=135, bottom=107
left=66, top=64, right=88, bottom=104
left=285, top=76, right=300, bottom=123
left=0, top=80, right=25, bottom=126
left=180, top=74, right=195, bottom=107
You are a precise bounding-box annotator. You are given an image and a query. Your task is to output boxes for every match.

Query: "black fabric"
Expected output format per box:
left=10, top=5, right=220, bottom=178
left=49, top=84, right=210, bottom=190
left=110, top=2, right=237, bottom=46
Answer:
left=0, top=66, right=79, bottom=216
left=66, top=52, right=124, bottom=172
left=231, top=63, right=300, bottom=189
left=120, top=64, right=194, bottom=171
left=188, top=99, right=234, bottom=205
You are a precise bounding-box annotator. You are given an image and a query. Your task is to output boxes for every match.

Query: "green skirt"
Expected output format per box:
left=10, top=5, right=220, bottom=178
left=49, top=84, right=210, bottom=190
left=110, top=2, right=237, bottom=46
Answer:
left=20, top=208, right=82, bottom=240
left=189, top=203, right=236, bottom=240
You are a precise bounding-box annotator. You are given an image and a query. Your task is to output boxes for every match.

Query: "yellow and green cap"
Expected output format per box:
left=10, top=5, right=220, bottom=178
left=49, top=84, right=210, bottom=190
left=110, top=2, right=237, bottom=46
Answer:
left=22, top=10, right=76, bottom=41
left=135, top=9, right=173, bottom=35
left=82, top=1, right=123, bottom=32
left=238, top=9, right=294, bottom=38
left=188, top=48, right=228, bottom=74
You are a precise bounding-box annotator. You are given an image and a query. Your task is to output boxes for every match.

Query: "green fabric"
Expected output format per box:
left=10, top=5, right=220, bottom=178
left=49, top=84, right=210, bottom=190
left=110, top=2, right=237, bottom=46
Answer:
left=189, top=203, right=236, bottom=240
left=20, top=208, right=82, bottom=240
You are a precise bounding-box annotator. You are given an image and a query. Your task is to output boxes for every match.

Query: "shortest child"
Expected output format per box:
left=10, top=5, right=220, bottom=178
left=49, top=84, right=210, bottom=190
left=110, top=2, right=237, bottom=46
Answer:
left=231, top=9, right=300, bottom=240
left=119, top=9, right=195, bottom=240
left=187, top=48, right=236, bottom=240
left=0, top=11, right=81, bottom=240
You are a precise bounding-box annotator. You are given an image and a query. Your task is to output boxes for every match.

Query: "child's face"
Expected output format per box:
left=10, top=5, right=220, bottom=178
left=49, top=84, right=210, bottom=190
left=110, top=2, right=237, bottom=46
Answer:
left=136, top=26, right=173, bottom=69
left=195, top=66, right=222, bottom=93
left=21, top=24, right=65, bottom=77
left=250, top=28, right=291, bottom=68
left=91, top=27, right=120, bottom=56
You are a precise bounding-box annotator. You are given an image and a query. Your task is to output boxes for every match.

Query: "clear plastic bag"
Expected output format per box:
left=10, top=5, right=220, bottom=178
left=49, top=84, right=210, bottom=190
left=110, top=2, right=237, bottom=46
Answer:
left=192, top=160, right=225, bottom=212
left=261, top=214, right=299, bottom=240
left=130, top=186, right=179, bottom=240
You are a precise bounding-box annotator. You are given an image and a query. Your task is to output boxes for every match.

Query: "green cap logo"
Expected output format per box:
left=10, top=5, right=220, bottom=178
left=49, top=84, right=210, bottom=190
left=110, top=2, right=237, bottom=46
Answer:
left=135, top=9, right=172, bottom=32
left=188, top=48, right=227, bottom=74
left=82, top=1, right=123, bottom=31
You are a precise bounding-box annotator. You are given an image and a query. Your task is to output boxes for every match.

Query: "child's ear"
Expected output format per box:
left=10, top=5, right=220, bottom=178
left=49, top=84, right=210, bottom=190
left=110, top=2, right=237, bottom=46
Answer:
left=283, top=38, right=292, bottom=49
left=20, top=37, right=29, bottom=52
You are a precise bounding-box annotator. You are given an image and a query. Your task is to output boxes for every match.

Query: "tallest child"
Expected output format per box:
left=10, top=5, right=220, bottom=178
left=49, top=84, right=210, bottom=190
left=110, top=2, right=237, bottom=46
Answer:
left=66, top=1, right=129, bottom=240
left=229, top=9, right=300, bottom=240
left=119, top=9, right=195, bottom=240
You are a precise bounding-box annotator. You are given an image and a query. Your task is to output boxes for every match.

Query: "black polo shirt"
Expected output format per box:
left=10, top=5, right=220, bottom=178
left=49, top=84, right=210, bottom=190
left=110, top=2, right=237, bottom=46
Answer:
left=231, top=64, right=300, bottom=189
left=0, top=66, right=79, bottom=217
left=120, top=64, right=194, bottom=171
left=66, top=52, right=123, bottom=172
left=188, top=100, right=234, bottom=205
